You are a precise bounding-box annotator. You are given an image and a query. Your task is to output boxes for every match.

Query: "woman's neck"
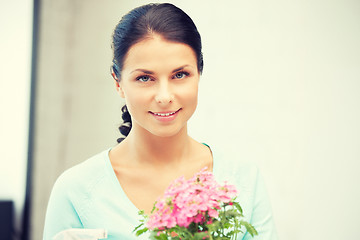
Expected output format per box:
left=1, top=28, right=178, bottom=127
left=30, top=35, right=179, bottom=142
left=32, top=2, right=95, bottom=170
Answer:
left=123, top=125, right=193, bottom=167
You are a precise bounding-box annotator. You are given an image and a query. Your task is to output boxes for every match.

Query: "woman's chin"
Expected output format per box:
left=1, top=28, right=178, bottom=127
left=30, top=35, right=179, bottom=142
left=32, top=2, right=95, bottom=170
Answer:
left=147, top=125, right=187, bottom=139
left=149, top=130, right=183, bottom=139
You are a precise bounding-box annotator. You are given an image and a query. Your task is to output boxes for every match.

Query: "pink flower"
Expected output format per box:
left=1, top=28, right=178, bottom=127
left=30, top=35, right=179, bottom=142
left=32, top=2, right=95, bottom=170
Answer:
left=208, top=208, right=219, bottom=218
left=146, top=168, right=239, bottom=231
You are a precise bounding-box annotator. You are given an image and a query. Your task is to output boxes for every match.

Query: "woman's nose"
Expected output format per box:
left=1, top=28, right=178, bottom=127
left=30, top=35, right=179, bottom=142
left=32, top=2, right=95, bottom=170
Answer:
left=154, top=81, right=174, bottom=104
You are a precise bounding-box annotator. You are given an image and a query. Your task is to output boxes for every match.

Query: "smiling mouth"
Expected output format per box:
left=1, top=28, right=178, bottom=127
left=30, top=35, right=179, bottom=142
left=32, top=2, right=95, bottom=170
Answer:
left=150, top=108, right=181, bottom=117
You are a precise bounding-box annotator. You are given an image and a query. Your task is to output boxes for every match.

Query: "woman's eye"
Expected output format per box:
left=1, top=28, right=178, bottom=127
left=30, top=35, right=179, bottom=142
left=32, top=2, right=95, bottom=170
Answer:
left=173, top=72, right=189, bottom=79
left=136, top=75, right=151, bottom=82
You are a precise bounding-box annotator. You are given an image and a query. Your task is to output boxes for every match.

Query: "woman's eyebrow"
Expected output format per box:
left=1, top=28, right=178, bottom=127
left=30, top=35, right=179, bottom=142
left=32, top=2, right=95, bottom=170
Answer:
left=130, top=69, right=154, bottom=74
left=172, top=65, right=192, bottom=73
left=131, top=65, right=193, bottom=74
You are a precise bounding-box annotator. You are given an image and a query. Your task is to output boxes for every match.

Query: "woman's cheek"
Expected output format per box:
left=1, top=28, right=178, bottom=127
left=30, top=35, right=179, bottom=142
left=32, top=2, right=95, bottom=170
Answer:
left=180, top=86, right=198, bottom=111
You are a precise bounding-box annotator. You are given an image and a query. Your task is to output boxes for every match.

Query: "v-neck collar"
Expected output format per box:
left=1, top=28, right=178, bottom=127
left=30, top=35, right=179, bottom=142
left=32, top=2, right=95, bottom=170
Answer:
left=104, top=144, right=219, bottom=218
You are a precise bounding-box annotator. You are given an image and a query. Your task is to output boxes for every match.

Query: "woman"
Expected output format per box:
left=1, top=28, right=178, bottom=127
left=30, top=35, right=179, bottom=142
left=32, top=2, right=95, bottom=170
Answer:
left=43, top=3, right=278, bottom=240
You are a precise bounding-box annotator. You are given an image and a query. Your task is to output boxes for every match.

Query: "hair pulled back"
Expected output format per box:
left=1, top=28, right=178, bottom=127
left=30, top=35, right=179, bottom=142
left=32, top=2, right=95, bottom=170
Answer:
left=112, top=3, right=203, bottom=143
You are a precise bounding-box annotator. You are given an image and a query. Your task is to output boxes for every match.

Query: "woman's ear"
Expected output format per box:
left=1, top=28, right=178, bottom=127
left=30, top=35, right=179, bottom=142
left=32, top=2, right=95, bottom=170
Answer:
left=111, top=69, right=125, bottom=98
left=117, top=83, right=125, bottom=98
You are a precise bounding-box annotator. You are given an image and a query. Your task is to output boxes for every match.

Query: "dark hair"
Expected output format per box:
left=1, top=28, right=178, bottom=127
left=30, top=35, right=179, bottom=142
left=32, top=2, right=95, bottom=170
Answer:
left=112, top=3, right=203, bottom=143
left=117, top=105, right=132, bottom=143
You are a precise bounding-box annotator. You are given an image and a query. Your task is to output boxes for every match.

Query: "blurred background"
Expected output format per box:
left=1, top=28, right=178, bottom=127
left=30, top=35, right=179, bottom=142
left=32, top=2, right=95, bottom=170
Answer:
left=1, top=0, right=360, bottom=239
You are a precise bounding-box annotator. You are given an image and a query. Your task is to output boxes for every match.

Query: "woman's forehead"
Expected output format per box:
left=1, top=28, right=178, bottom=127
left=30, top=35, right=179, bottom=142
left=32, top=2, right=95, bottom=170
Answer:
left=122, top=36, right=197, bottom=73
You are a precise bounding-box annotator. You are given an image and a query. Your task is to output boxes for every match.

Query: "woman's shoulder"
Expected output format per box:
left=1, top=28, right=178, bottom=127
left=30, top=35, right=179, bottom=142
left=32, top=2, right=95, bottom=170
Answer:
left=212, top=145, right=259, bottom=176
left=211, top=144, right=261, bottom=194
left=51, top=148, right=112, bottom=196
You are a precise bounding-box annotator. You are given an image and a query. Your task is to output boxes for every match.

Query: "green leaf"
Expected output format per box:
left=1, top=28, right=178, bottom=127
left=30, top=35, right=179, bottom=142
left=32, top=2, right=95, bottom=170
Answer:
left=240, top=221, right=258, bottom=237
left=135, top=226, right=148, bottom=236
left=194, top=232, right=210, bottom=240
left=151, top=203, right=157, bottom=213
left=224, top=209, right=241, bottom=219
left=150, top=231, right=168, bottom=240
left=232, top=202, right=243, bottom=215
left=213, top=237, right=230, bottom=240
left=223, top=222, right=231, bottom=229
left=171, top=236, right=182, bottom=240
left=133, top=222, right=143, bottom=233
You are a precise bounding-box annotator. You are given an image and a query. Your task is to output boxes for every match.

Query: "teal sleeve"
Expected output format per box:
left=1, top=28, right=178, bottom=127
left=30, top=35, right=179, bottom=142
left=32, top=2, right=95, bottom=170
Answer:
left=43, top=172, right=84, bottom=240
left=242, top=168, right=278, bottom=240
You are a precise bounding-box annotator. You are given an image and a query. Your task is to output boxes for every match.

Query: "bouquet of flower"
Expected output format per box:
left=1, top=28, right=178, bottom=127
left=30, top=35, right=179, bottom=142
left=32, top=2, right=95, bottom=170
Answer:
left=134, top=168, right=258, bottom=240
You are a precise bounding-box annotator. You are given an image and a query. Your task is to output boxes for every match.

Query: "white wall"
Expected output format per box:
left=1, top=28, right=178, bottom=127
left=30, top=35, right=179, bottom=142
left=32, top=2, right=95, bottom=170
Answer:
left=170, top=0, right=360, bottom=239
left=184, top=0, right=360, bottom=239
left=0, top=0, right=33, bottom=234
left=31, top=0, right=360, bottom=239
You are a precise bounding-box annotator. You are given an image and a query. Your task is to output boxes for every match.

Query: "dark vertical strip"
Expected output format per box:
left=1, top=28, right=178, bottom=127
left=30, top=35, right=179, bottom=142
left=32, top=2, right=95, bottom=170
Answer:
left=22, top=0, right=40, bottom=239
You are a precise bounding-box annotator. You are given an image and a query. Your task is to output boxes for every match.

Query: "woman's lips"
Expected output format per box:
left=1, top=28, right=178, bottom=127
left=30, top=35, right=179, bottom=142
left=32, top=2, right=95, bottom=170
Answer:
left=149, top=109, right=181, bottom=122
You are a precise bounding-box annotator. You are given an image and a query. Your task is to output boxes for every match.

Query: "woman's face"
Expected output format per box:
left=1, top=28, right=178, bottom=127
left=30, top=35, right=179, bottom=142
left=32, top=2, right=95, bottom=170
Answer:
left=117, top=35, right=200, bottom=138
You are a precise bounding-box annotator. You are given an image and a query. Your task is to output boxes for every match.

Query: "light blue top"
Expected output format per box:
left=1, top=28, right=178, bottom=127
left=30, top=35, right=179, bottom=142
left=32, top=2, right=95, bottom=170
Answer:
left=43, top=146, right=278, bottom=240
